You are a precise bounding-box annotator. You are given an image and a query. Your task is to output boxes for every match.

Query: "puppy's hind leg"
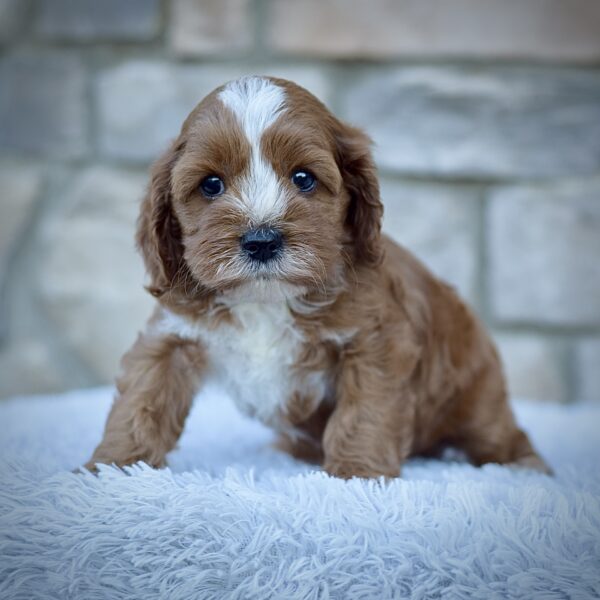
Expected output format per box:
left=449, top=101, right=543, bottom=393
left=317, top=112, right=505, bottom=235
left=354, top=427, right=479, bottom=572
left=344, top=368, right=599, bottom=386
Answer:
left=449, top=363, right=552, bottom=475
left=83, top=332, right=206, bottom=471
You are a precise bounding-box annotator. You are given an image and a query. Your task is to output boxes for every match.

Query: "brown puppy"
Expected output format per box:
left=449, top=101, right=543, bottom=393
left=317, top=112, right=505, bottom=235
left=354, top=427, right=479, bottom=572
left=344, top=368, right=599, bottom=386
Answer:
left=85, top=76, right=549, bottom=478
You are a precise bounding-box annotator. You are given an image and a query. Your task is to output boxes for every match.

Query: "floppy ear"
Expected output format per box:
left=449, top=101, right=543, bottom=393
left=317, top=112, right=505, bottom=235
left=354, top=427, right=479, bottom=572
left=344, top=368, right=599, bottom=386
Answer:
left=136, top=142, right=186, bottom=298
left=335, top=124, right=384, bottom=267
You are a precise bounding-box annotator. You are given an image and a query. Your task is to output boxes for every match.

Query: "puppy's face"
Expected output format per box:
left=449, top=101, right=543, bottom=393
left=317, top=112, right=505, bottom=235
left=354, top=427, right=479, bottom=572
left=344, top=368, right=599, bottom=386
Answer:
left=139, top=77, right=383, bottom=303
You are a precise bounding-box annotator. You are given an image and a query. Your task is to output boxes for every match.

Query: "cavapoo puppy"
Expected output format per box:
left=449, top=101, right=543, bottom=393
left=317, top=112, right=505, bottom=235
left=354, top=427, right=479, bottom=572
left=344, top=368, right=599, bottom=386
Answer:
left=85, top=76, right=549, bottom=478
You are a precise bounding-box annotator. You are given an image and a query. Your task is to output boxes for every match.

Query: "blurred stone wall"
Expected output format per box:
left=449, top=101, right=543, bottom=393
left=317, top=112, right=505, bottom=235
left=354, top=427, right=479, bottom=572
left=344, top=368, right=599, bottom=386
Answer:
left=1, top=0, right=599, bottom=402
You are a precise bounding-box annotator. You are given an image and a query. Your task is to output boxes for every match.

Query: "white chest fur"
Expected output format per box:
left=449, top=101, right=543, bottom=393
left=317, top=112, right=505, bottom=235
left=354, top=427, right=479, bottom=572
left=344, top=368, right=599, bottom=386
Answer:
left=157, top=303, right=324, bottom=426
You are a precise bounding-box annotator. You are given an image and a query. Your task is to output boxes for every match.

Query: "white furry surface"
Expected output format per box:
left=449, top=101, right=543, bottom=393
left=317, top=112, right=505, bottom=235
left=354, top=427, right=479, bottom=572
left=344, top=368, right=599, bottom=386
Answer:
left=1, top=386, right=599, bottom=599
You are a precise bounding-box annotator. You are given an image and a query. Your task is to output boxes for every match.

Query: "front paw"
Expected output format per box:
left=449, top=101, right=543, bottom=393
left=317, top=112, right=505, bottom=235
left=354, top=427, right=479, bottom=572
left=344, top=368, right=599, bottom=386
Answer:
left=80, top=453, right=166, bottom=473
left=81, top=460, right=100, bottom=473
left=509, top=454, right=553, bottom=476
left=324, top=460, right=399, bottom=480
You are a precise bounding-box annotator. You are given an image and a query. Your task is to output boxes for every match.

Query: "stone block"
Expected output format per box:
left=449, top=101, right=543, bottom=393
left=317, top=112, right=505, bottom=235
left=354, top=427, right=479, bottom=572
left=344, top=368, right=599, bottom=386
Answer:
left=169, top=0, right=253, bottom=56
left=97, top=61, right=331, bottom=162
left=340, top=68, right=600, bottom=179
left=0, top=52, right=88, bottom=158
left=267, top=0, right=600, bottom=62
left=37, top=167, right=155, bottom=382
left=575, top=338, right=600, bottom=403
left=488, top=180, right=600, bottom=326
left=380, top=178, right=479, bottom=304
left=493, top=333, right=567, bottom=403
left=34, top=0, right=161, bottom=41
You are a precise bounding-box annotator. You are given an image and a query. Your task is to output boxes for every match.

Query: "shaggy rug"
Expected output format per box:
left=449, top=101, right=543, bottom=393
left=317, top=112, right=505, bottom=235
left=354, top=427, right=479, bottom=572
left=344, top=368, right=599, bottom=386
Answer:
left=0, top=385, right=599, bottom=599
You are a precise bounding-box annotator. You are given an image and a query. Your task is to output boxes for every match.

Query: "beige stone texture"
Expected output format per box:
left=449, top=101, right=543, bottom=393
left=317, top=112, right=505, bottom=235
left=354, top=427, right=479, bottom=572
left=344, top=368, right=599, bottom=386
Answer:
left=380, top=178, right=479, bottom=305
left=169, top=0, right=253, bottom=56
left=267, top=0, right=600, bottom=62
left=340, top=67, right=600, bottom=179
left=488, top=180, right=600, bottom=327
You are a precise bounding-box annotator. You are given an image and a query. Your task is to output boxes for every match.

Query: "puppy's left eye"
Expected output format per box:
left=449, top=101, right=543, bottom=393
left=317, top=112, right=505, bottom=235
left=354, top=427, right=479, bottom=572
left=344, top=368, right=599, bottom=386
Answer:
left=291, top=170, right=317, bottom=193
left=199, top=175, right=225, bottom=198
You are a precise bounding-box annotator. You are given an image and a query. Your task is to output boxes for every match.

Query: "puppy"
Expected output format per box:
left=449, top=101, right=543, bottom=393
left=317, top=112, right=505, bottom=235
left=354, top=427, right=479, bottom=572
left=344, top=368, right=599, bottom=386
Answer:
left=85, top=76, right=549, bottom=478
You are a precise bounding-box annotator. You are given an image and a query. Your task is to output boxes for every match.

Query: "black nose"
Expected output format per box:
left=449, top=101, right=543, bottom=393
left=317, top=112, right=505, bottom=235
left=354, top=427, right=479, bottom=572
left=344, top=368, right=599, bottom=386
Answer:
left=240, top=228, right=283, bottom=263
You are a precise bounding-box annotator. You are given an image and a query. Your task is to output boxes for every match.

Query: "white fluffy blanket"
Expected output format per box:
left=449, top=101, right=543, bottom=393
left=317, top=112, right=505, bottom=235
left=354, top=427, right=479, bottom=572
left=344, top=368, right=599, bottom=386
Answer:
left=1, top=386, right=599, bottom=599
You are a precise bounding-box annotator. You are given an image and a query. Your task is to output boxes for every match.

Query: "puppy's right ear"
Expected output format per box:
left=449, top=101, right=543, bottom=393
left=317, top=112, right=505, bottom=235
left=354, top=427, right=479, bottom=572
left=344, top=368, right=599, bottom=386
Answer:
left=136, top=141, right=185, bottom=298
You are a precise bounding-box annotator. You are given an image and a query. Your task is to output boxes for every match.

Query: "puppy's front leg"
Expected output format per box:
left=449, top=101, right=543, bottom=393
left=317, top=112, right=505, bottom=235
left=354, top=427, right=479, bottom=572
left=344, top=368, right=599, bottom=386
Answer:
left=84, top=332, right=205, bottom=471
left=323, top=355, right=416, bottom=480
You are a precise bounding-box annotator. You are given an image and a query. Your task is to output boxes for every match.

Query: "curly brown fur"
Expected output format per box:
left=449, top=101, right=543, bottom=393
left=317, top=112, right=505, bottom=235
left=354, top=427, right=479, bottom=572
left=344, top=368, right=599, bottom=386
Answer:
left=85, top=76, right=550, bottom=478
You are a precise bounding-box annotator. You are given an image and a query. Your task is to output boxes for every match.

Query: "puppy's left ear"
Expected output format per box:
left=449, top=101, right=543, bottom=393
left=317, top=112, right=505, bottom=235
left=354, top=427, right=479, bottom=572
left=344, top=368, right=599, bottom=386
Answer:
left=335, top=124, right=384, bottom=267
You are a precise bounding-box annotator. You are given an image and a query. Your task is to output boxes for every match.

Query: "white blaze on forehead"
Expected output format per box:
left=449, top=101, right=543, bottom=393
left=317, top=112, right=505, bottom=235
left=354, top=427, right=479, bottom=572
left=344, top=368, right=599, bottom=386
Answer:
left=218, top=77, right=288, bottom=223
left=219, top=76, right=285, bottom=146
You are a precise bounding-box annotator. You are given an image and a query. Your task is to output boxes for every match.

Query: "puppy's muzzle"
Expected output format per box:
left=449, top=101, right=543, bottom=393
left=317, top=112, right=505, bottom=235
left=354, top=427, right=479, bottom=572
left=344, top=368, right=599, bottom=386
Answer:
left=240, top=228, right=283, bottom=263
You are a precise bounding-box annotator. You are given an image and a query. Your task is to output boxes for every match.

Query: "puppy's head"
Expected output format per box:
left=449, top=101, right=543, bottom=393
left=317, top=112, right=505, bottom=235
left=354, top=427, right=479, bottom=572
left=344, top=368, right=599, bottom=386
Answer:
left=138, top=76, right=383, bottom=303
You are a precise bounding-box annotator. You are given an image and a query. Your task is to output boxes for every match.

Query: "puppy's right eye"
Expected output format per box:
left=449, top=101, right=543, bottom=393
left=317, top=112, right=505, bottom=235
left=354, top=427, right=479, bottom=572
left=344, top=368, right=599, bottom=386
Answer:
left=199, top=175, right=225, bottom=198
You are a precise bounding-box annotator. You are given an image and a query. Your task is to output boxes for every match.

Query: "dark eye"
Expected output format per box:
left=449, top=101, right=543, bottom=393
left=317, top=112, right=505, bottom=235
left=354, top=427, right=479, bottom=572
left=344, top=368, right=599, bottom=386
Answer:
left=199, top=175, right=225, bottom=198
left=291, top=170, right=317, bottom=193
